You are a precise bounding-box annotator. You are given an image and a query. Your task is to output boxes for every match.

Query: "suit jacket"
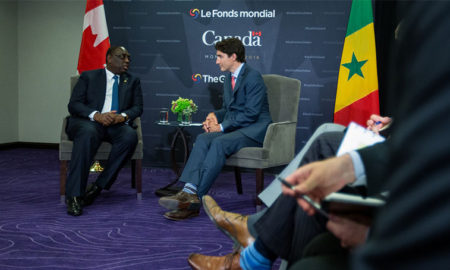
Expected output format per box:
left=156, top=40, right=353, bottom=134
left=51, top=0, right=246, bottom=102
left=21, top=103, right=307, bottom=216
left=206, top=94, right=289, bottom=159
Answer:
left=353, top=2, right=450, bottom=268
left=214, top=64, right=272, bottom=143
left=68, top=69, right=143, bottom=121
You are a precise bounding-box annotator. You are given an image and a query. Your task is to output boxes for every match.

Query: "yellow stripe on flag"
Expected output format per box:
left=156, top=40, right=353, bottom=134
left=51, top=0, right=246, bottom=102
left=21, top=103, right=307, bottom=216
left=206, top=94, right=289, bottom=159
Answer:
left=335, top=23, right=378, bottom=113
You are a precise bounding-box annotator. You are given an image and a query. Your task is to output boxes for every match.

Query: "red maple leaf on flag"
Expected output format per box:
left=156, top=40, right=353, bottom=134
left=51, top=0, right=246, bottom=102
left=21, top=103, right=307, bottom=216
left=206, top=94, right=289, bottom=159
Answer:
left=77, top=0, right=110, bottom=74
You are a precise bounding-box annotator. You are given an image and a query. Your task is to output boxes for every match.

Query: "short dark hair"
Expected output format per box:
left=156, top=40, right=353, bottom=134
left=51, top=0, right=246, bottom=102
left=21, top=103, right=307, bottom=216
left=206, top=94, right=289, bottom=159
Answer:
left=214, top=38, right=246, bottom=63
left=105, top=46, right=122, bottom=62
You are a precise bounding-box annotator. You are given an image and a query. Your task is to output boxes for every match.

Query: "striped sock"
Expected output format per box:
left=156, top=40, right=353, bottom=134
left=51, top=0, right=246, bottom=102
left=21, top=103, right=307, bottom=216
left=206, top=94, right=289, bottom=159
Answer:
left=239, top=242, right=272, bottom=270
left=182, top=183, right=197, bottom=194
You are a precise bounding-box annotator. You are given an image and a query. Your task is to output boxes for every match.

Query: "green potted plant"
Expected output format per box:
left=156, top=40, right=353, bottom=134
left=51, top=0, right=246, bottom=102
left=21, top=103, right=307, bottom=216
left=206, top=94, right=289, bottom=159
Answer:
left=171, top=97, right=198, bottom=124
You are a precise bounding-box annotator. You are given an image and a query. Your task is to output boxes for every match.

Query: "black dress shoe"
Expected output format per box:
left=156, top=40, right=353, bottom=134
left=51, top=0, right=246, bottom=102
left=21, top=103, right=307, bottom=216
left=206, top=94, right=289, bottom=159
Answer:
left=66, top=196, right=83, bottom=216
left=83, top=183, right=102, bottom=206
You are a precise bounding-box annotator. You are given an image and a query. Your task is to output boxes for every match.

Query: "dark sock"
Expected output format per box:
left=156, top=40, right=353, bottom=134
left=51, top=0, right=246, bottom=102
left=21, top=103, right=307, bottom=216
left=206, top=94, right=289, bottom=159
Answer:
left=254, top=237, right=278, bottom=261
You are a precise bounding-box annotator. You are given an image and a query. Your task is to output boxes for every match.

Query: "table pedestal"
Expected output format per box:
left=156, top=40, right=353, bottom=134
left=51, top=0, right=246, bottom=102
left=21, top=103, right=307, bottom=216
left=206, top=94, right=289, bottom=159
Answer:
left=155, top=121, right=201, bottom=197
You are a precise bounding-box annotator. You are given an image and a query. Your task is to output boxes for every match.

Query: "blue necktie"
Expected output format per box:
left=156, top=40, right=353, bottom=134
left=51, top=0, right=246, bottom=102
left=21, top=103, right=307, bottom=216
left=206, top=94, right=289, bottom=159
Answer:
left=111, top=75, right=119, bottom=112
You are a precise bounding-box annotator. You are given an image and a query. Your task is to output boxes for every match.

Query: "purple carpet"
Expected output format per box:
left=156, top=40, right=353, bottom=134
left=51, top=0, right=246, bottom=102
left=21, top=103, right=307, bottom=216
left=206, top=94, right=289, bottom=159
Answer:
left=0, top=148, right=280, bottom=269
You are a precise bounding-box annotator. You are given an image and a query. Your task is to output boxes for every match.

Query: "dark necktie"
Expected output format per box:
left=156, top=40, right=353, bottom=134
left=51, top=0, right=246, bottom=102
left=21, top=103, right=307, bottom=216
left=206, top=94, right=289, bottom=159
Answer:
left=111, top=75, right=119, bottom=112
left=231, top=75, right=236, bottom=90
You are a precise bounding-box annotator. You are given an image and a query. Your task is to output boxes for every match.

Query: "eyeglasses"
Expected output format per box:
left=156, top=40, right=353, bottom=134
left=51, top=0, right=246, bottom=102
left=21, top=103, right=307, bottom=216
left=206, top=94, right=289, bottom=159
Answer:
left=114, top=54, right=131, bottom=61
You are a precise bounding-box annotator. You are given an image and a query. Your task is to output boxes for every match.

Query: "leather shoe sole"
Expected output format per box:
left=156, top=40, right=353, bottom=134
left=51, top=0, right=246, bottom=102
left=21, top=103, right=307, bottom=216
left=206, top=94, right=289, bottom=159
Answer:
left=202, top=195, right=254, bottom=248
left=159, top=198, right=200, bottom=211
left=158, top=193, right=200, bottom=211
left=164, top=209, right=200, bottom=221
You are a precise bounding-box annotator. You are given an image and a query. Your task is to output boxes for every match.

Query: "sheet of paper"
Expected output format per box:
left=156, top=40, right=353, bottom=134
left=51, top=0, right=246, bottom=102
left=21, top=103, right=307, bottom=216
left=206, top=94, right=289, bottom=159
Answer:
left=337, top=122, right=385, bottom=156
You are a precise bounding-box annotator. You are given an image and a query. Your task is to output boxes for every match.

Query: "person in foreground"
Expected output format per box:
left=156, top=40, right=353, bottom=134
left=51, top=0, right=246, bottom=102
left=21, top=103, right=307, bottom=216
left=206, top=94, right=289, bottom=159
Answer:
left=158, top=38, right=271, bottom=221
left=186, top=115, right=390, bottom=269
left=65, top=46, right=143, bottom=216
left=282, top=2, right=450, bottom=268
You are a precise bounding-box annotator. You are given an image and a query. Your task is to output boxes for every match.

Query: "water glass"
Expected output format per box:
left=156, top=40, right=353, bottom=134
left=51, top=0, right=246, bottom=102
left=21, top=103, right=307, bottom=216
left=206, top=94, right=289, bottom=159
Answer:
left=159, top=109, right=169, bottom=123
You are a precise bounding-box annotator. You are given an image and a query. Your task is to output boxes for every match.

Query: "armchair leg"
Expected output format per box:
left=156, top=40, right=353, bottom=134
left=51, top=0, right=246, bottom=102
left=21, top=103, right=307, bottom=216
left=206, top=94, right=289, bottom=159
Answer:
left=60, top=160, right=68, bottom=204
left=255, top=168, right=264, bottom=206
left=135, top=159, right=142, bottom=200
left=234, top=167, right=243, bottom=194
left=131, top=160, right=136, bottom=188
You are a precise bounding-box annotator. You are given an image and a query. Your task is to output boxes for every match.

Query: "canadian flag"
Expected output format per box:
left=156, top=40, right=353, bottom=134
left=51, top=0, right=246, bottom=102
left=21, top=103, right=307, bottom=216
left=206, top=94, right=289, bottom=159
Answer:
left=77, top=0, right=110, bottom=74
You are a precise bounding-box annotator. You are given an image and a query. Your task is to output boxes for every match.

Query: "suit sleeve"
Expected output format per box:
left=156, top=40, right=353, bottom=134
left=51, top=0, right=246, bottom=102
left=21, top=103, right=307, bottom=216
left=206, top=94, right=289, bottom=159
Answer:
left=68, top=72, right=96, bottom=118
left=354, top=2, right=450, bottom=268
left=214, top=108, right=227, bottom=123
left=357, top=141, right=390, bottom=195
left=120, top=76, right=143, bottom=120
left=220, top=72, right=266, bottom=132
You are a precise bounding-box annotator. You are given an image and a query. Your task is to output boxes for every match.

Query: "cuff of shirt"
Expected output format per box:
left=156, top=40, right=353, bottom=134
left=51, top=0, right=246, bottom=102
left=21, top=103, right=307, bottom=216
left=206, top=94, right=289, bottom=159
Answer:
left=220, top=124, right=224, bottom=132
left=89, top=111, right=98, bottom=121
left=348, top=150, right=367, bottom=187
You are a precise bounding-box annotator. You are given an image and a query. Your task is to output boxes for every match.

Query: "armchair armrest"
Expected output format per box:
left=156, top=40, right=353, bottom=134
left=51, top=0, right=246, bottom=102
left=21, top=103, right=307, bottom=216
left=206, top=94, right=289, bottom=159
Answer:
left=262, top=121, right=297, bottom=166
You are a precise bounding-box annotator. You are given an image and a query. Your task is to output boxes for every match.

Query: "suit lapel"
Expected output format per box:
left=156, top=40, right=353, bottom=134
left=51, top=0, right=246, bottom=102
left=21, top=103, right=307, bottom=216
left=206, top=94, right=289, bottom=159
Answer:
left=228, top=64, right=247, bottom=106
left=98, top=70, right=107, bottom=110
left=225, top=73, right=234, bottom=107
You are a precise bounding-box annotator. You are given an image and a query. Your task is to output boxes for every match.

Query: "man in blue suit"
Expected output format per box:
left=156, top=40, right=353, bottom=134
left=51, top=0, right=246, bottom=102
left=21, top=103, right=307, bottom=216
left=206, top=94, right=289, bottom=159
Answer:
left=65, top=46, right=143, bottom=216
left=159, top=38, right=272, bottom=221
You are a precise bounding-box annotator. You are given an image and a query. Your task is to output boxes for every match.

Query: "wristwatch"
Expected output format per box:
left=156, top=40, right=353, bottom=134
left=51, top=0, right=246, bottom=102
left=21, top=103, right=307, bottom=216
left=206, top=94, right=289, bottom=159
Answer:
left=121, top=113, right=129, bottom=122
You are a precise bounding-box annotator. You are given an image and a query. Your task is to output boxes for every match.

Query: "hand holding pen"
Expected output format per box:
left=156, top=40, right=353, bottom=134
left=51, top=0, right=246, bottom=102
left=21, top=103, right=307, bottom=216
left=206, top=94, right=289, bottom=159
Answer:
left=280, top=155, right=357, bottom=217
left=277, top=176, right=329, bottom=218
left=366, top=114, right=392, bottom=134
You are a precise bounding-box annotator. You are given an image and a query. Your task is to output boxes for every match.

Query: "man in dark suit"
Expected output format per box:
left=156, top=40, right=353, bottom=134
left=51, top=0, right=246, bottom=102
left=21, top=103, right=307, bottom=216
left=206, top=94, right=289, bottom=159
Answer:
left=65, top=46, right=143, bottom=216
left=159, top=38, right=272, bottom=221
left=282, top=1, right=450, bottom=269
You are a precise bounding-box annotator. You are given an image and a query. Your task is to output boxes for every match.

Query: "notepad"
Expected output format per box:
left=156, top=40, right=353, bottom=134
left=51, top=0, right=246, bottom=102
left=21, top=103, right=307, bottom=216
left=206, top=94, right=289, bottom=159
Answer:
left=324, top=192, right=386, bottom=207
left=337, top=122, right=385, bottom=156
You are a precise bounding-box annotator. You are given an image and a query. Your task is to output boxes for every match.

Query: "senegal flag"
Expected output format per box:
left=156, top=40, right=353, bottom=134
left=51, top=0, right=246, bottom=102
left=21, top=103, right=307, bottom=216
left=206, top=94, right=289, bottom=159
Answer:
left=334, top=0, right=379, bottom=126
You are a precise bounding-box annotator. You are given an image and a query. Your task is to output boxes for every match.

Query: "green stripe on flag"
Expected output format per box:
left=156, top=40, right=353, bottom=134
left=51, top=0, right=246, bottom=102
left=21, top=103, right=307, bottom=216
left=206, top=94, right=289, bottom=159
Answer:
left=346, top=0, right=374, bottom=37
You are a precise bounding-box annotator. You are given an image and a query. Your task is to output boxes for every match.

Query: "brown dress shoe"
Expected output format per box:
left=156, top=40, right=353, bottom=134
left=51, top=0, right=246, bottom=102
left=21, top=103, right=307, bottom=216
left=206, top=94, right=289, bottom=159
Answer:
left=188, top=252, right=241, bottom=270
left=159, top=191, right=200, bottom=211
left=164, top=209, right=200, bottom=221
left=202, top=195, right=255, bottom=248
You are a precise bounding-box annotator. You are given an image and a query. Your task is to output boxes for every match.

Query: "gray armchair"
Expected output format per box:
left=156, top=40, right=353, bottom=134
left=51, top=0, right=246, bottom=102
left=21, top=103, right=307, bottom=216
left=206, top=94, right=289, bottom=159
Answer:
left=225, top=74, right=301, bottom=205
left=59, top=75, right=143, bottom=202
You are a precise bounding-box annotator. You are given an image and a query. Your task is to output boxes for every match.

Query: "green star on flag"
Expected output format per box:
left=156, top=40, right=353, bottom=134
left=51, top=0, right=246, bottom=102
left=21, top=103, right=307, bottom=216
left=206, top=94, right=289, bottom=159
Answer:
left=342, top=52, right=367, bottom=80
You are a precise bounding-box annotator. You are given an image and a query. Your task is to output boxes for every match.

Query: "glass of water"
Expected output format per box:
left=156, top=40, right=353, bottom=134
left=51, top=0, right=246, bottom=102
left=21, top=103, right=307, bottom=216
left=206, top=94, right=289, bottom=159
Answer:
left=159, top=109, right=169, bottom=124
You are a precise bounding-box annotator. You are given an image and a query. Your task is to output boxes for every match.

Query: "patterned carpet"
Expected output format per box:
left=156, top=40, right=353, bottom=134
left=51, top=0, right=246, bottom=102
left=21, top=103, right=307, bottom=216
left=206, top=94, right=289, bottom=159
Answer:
left=0, top=148, right=279, bottom=269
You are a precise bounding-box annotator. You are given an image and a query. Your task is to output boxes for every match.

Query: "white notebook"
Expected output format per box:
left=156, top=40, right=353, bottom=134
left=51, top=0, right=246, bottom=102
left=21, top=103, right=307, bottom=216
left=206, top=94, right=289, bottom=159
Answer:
left=337, top=122, right=385, bottom=156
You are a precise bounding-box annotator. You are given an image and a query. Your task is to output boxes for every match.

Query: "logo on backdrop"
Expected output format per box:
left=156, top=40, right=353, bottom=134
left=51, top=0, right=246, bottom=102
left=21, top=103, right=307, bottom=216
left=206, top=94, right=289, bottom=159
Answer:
left=192, top=73, right=225, bottom=84
left=192, top=73, right=202, bottom=83
left=189, top=9, right=200, bottom=18
left=202, top=30, right=262, bottom=46
left=189, top=8, right=275, bottom=18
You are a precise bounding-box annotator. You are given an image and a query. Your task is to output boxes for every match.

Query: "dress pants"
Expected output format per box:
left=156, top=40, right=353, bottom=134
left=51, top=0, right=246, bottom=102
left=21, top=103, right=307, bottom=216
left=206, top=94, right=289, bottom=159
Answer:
left=250, top=131, right=345, bottom=265
left=247, top=129, right=345, bottom=237
left=179, top=130, right=260, bottom=197
left=288, top=232, right=349, bottom=270
left=254, top=195, right=328, bottom=265
left=65, top=117, right=138, bottom=197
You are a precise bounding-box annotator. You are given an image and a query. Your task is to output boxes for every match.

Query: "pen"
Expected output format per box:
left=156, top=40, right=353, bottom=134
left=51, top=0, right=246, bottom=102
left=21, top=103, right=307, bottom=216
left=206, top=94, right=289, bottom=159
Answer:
left=276, top=176, right=329, bottom=218
left=375, top=121, right=382, bottom=125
